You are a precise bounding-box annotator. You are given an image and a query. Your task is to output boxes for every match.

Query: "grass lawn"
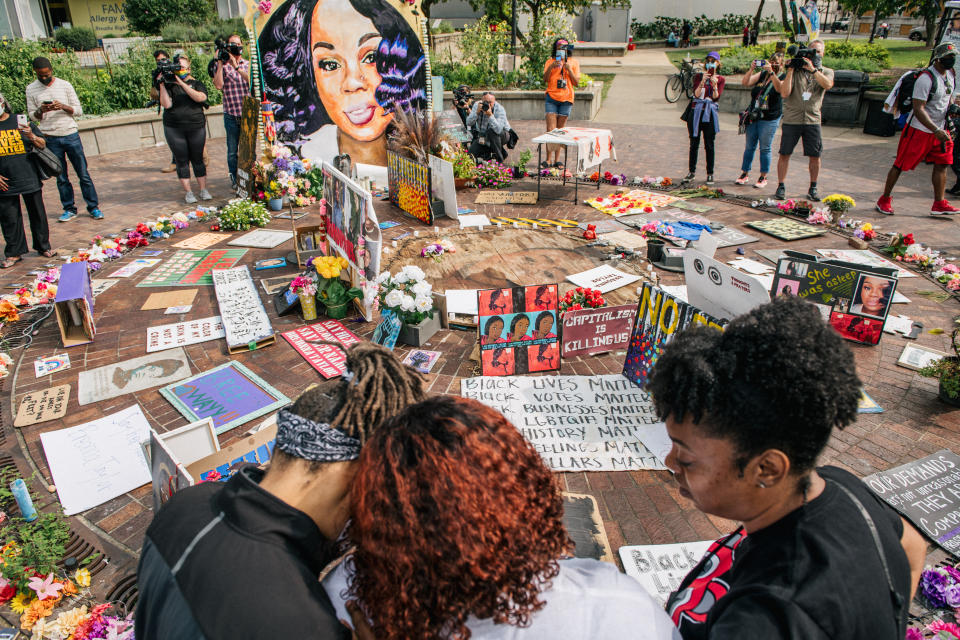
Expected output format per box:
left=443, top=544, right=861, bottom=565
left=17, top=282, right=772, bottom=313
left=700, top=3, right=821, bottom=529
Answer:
left=589, top=73, right=615, bottom=101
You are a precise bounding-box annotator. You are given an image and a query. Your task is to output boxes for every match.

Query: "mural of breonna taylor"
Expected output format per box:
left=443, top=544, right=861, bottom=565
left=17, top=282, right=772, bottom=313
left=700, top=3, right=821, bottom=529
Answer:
left=258, top=0, right=429, bottom=167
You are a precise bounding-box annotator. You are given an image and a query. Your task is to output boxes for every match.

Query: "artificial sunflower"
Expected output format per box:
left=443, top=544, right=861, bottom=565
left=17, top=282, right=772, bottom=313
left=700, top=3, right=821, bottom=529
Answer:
left=74, top=568, right=90, bottom=588
left=10, top=592, right=35, bottom=614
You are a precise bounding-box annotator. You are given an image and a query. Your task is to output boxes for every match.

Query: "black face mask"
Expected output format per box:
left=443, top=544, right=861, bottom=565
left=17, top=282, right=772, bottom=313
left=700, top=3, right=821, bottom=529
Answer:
left=229, top=43, right=243, bottom=56
left=942, top=56, right=957, bottom=70
left=38, top=76, right=53, bottom=86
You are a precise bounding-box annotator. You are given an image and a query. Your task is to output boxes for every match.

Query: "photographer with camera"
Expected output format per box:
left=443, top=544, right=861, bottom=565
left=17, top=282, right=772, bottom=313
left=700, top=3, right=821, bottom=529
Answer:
left=736, top=53, right=785, bottom=189
left=877, top=43, right=960, bottom=216
left=159, top=54, right=211, bottom=204
left=453, top=85, right=473, bottom=127
left=211, top=34, right=250, bottom=190
left=681, top=51, right=725, bottom=185
left=466, top=91, right=512, bottom=162
left=153, top=50, right=209, bottom=174
left=542, top=38, right=579, bottom=171
left=775, top=39, right=833, bottom=202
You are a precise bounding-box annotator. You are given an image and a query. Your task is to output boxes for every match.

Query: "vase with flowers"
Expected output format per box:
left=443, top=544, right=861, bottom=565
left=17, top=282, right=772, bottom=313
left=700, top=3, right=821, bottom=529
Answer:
left=375, top=265, right=439, bottom=346
left=314, top=256, right=361, bottom=319
left=290, top=275, right=318, bottom=321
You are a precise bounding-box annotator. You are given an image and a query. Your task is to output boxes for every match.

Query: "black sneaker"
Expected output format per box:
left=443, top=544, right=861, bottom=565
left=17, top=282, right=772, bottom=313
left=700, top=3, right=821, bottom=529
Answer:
left=706, top=174, right=715, bottom=185
left=775, top=184, right=786, bottom=200
left=682, top=172, right=696, bottom=182
left=947, top=184, right=960, bottom=196
left=807, top=186, right=820, bottom=202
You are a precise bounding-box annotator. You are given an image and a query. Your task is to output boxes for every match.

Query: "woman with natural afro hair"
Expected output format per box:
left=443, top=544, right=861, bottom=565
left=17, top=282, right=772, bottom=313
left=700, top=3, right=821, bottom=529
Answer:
left=648, top=296, right=925, bottom=640
left=323, top=396, right=679, bottom=639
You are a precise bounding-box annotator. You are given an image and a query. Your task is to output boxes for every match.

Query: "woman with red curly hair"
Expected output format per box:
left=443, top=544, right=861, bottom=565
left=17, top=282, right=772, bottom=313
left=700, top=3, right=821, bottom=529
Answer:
left=323, top=396, right=679, bottom=639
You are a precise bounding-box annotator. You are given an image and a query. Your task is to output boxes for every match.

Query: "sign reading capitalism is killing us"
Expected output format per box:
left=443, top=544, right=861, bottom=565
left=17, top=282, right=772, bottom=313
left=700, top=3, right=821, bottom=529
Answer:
left=461, top=374, right=672, bottom=472
left=251, top=0, right=431, bottom=168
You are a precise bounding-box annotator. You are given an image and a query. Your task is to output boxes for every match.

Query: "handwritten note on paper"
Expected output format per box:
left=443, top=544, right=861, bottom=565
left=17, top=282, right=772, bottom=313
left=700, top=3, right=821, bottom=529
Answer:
left=14, top=384, right=70, bottom=427
left=146, top=316, right=225, bottom=353
left=461, top=374, right=669, bottom=471
left=212, top=267, right=275, bottom=350
left=619, top=541, right=714, bottom=606
left=110, top=259, right=161, bottom=278
left=566, top=265, right=641, bottom=294
left=40, top=404, right=153, bottom=515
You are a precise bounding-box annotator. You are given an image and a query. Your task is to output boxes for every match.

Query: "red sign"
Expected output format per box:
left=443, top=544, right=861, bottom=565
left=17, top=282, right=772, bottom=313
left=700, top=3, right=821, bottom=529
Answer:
left=561, top=304, right=636, bottom=358
left=281, top=321, right=361, bottom=378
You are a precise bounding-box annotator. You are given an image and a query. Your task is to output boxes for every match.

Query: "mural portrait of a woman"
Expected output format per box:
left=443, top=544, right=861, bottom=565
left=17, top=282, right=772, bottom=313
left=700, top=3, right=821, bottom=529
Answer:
left=260, top=0, right=428, bottom=166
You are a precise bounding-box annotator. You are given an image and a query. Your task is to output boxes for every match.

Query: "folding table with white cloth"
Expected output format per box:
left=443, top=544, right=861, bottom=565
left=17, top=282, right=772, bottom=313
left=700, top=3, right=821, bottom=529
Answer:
left=532, top=127, right=617, bottom=202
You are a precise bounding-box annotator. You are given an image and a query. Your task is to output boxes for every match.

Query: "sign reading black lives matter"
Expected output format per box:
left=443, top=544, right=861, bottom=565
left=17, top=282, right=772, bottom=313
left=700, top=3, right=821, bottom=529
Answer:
left=460, top=374, right=671, bottom=472
left=863, top=449, right=960, bottom=555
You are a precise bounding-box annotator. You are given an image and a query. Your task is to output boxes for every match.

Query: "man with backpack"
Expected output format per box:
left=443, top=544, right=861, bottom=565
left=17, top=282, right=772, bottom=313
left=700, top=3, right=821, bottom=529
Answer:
left=877, top=43, right=960, bottom=216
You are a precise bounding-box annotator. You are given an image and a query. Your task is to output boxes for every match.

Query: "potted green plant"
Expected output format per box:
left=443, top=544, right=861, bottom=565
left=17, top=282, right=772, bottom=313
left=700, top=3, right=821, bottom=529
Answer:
left=375, top=266, right=440, bottom=346
left=314, top=256, right=362, bottom=319
left=443, top=146, right=476, bottom=189
left=919, top=328, right=960, bottom=407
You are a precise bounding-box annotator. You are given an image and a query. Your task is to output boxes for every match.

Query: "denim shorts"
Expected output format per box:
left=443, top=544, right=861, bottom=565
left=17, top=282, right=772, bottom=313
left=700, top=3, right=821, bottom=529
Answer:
left=545, top=95, right=573, bottom=117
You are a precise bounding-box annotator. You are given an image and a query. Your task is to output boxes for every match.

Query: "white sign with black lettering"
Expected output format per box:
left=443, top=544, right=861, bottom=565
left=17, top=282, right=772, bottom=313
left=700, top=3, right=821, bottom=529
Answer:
left=619, top=541, right=713, bottom=606
left=212, top=267, right=275, bottom=350
left=460, top=374, right=670, bottom=472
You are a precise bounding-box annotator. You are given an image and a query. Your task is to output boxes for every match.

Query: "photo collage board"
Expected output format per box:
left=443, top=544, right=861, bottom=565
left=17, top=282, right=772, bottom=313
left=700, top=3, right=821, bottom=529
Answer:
left=477, top=285, right=560, bottom=376
left=770, top=252, right=898, bottom=346
left=321, top=161, right=381, bottom=282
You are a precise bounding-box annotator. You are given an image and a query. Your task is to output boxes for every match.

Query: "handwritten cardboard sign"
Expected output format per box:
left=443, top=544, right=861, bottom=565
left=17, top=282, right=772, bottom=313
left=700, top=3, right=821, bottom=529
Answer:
left=281, top=320, right=362, bottom=378
left=474, top=191, right=538, bottom=204
left=212, top=267, right=276, bottom=352
left=146, top=316, right=225, bottom=353
left=172, top=232, right=226, bottom=250
left=566, top=265, right=641, bottom=294
left=14, top=384, right=70, bottom=427
left=863, top=450, right=960, bottom=555
left=619, top=541, right=714, bottom=606
left=461, top=374, right=671, bottom=472
left=561, top=304, right=636, bottom=358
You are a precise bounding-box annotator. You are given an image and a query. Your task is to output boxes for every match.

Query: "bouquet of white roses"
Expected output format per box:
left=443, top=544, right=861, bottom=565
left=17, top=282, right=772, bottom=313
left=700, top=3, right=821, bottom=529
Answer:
left=375, top=265, right=435, bottom=324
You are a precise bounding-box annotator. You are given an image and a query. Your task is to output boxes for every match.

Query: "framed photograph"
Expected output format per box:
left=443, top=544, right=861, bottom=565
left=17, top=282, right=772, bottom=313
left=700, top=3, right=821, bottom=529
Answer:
left=897, top=344, right=950, bottom=371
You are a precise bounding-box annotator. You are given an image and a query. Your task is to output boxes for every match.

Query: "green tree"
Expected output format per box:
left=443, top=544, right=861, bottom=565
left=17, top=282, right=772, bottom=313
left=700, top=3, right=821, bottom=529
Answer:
left=753, top=0, right=767, bottom=34
left=124, top=0, right=214, bottom=35
left=902, top=0, right=944, bottom=46
left=779, top=0, right=793, bottom=39
left=838, top=0, right=905, bottom=43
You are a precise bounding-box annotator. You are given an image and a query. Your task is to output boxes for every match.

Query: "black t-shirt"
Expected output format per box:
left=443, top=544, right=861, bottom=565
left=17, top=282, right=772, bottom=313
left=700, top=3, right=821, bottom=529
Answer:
left=751, top=71, right=785, bottom=121
left=162, top=78, right=208, bottom=129
left=667, top=466, right=910, bottom=640
left=0, top=115, right=42, bottom=196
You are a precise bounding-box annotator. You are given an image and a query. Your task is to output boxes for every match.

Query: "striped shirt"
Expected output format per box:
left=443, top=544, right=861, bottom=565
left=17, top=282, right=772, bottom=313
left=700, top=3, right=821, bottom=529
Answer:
left=25, top=78, right=83, bottom=137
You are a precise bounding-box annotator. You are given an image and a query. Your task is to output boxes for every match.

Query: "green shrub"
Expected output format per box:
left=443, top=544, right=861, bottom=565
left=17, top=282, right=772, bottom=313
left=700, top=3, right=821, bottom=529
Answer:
left=631, top=14, right=782, bottom=41
left=431, top=20, right=455, bottom=34
left=54, top=26, right=98, bottom=51
left=162, top=21, right=214, bottom=43
left=124, top=0, right=213, bottom=36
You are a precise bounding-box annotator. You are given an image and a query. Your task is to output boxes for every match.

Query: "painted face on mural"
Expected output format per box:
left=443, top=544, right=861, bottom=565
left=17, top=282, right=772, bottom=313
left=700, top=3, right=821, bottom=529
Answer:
left=311, top=0, right=392, bottom=142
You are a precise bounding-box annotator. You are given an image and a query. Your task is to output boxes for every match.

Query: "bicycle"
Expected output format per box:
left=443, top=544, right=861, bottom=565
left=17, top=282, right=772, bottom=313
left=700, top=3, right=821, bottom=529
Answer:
left=665, top=59, right=701, bottom=104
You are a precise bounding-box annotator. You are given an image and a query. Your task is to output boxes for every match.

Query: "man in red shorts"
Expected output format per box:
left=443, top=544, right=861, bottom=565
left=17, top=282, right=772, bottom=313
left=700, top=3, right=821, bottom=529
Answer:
left=877, top=43, right=959, bottom=216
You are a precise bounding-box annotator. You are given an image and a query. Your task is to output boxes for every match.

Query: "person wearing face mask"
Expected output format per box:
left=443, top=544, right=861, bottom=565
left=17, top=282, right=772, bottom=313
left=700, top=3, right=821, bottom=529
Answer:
left=736, top=54, right=785, bottom=189
left=158, top=54, right=211, bottom=204
left=682, top=52, right=725, bottom=185
left=211, top=34, right=250, bottom=191
left=877, top=43, right=960, bottom=217
left=466, top=91, right=512, bottom=162
left=25, top=56, right=102, bottom=223
left=0, top=91, right=55, bottom=268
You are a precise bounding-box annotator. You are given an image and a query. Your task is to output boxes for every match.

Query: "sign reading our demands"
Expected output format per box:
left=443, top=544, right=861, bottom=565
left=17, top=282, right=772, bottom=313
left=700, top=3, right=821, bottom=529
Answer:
left=864, top=450, right=960, bottom=555
left=461, top=374, right=671, bottom=472
left=561, top=304, right=636, bottom=358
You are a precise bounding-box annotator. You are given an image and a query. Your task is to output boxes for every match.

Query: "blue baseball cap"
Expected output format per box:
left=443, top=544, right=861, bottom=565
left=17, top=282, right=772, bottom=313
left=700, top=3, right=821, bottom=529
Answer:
left=707, top=51, right=721, bottom=61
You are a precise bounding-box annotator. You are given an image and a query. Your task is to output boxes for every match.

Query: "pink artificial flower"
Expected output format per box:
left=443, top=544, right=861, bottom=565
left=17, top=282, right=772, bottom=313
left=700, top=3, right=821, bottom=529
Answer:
left=948, top=278, right=960, bottom=291
left=28, top=573, right=64, bottom=601
left=905, top=628, right=923, bottom=640
left=258, top=0, right=272, bottom=14
left=930, top=620, right=960, bottom=638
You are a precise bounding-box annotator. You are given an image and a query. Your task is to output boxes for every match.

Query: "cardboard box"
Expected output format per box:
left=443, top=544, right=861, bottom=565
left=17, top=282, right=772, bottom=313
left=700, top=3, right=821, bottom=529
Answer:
left=53, top=262, right=95, bottom=348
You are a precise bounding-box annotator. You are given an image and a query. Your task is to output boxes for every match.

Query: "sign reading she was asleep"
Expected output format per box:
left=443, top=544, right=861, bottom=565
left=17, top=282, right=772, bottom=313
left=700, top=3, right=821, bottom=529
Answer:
left=460, top=374, right=671, bottom=472
left=561, top=304, right=636, bottom=358
left=863, top=450, right=960, bottom=555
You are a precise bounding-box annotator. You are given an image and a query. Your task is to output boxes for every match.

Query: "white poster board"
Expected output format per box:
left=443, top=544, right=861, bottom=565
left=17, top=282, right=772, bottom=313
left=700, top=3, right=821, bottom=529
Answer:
left=77, top=348, right=192, bottom=406
left=227, top=229, right=294, bottom=249
left=146, top=316, right=226, bottom=353
left=619, top=541, right=714, bottom=606
left=683, top=249, right=770, bottom=321
left=212, top=267, right=275, bottom=350
left=566, top=265, right=641, bottom=294
left=461, top=374, right=671, bottom=471
left=40, top=404, right=153, bottom=515
left=110, top=259, right=160, bottom=278
left=429, top=154, right=458, bottom=220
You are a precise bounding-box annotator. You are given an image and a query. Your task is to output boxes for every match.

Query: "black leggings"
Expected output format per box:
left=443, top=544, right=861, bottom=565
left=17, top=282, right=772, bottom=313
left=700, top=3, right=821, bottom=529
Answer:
left=0, top=190, right=50, bottom=259
left=164, top=125, right=207, bottom=180
left=688, top=119, right=716, bottom=174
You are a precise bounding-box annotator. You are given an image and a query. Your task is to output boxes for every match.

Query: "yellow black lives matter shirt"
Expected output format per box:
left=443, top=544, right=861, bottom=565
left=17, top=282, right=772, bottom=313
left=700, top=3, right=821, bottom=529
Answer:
left=0, top=115, right=42, bottom=196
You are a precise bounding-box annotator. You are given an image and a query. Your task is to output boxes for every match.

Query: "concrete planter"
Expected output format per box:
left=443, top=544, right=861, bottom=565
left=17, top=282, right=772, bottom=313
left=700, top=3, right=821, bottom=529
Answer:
left=442, top=86, right=602, bottom=122
left=77, top=105, right=226, bottom=157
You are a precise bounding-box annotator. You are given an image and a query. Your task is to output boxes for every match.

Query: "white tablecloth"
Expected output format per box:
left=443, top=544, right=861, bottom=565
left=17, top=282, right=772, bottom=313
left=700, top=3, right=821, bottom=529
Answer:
left=531, top=127, right=616, bottom=172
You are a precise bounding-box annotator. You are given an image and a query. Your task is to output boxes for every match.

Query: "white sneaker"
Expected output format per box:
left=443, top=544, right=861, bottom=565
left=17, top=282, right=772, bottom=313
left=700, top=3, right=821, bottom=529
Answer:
left=199, top=189, right=212, bottom=201
left=184, top=191, right=197, bottom=204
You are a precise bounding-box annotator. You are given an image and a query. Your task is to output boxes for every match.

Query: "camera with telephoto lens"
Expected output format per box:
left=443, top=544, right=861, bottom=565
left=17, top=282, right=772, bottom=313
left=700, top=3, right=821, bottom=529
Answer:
left=214, top=37, right=231, bottom=63
left=788, top=47, right=821, bottom=70
left=480, top=102, right=490, bottom=113
left=453, top=85, right=474, bottom=109
left=156, top=58, right=180, bottom=84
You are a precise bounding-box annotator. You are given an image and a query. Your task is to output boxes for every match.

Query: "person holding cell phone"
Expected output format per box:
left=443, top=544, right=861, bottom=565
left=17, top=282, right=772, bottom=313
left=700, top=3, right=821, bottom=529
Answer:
left=682, top=51, right=725, bottom=185
left=542, top=38, right=580, bottom=171
left=737, top=53, right=785, bottom=189
left=0, top=92, right=55, bottom=268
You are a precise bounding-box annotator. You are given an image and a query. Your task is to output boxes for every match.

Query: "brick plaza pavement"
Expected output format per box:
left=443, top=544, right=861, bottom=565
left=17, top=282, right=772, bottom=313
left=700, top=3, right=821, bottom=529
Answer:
left=2, top=120, right=960, bottom=597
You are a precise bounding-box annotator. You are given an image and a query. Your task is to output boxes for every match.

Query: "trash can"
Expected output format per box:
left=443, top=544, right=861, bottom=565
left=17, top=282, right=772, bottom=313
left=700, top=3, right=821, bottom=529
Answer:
left=823, top=70, right=869, bottom=124
left=863, top=97, right=895, bottom=137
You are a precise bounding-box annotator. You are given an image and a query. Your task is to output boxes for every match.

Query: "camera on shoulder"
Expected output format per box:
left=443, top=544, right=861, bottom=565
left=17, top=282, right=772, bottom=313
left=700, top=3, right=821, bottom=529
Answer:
left=156, top=59, right=180, bottom=84
left=453, top=84, right=474, bottom=108
left=789, top=47, right=821, bottom=70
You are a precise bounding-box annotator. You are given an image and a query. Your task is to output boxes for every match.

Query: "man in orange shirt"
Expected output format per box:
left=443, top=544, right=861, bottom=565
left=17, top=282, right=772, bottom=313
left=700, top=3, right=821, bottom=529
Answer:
left=542, top=38, right=580, bottom=170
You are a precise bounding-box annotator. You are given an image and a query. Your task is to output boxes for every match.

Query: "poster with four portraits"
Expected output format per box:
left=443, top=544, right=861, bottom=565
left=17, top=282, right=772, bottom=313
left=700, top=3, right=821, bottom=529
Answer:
left=477, top=285, right=560, bottom=376
left=770, top=251, right=898, bottom=346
